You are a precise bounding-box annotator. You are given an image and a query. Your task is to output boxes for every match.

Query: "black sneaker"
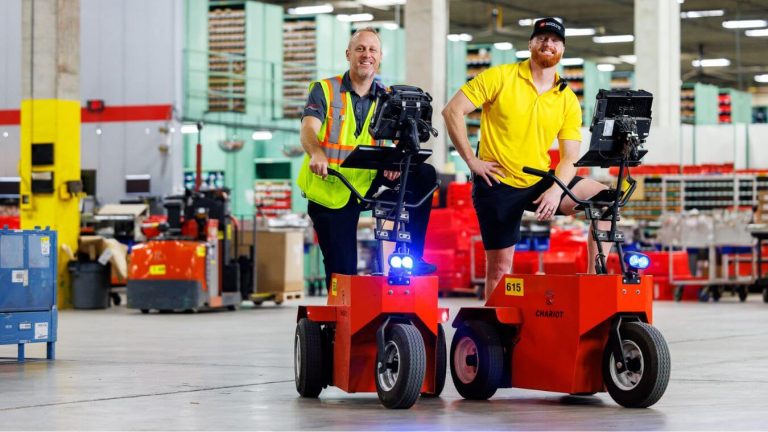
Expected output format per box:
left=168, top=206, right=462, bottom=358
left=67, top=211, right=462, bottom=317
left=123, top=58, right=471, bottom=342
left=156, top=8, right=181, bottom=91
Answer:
left=413, top=258, right=437, bottom=275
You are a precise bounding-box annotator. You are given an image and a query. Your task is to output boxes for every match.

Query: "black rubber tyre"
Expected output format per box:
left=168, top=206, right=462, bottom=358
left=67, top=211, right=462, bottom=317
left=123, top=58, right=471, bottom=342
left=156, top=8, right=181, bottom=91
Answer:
left=294, top=318, right=325, bottom=398
left=698, top=288, right=710, bottom=302
left=711, top=286, right=721, bottom=302
left=673, top=286, right=683, bottom=302
left=737, top=285, right=748, bottom=302
left=603, top=321, right=671, bottom=408
left=475, top=285, right=485, bottom=300
left=140, top=309, right=149, bottom=314
left=763, top=288, right=768, bottom=303
left=375, top=323, right=426, bottom=409
left=450, top=320, right=503, bottom=400
left=422, top=324, right=447, bottom=397
left=227, top=305, right=238, bottom=311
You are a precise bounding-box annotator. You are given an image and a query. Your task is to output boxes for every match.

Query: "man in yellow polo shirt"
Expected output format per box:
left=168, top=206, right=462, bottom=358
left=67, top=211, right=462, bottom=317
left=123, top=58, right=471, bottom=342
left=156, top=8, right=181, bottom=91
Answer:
left=442, top=18, right=608, bottom=299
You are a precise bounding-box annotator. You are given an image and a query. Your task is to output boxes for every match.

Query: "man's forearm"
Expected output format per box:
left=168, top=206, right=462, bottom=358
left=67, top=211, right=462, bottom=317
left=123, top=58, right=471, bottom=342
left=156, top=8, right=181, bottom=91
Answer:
left=443, top=109, right=475, bottom=163
left=300, top=125, right=324, bottom=157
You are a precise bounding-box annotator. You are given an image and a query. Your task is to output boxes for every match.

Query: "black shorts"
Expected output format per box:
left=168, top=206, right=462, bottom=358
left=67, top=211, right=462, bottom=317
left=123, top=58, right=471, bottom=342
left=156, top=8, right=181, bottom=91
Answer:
left=472, top=173, right=583, bottom=250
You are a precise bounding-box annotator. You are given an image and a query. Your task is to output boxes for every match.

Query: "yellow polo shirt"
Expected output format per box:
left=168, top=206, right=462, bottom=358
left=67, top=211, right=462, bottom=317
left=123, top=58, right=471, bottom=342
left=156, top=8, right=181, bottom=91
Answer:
left=461, top=59, right=582, bottom=188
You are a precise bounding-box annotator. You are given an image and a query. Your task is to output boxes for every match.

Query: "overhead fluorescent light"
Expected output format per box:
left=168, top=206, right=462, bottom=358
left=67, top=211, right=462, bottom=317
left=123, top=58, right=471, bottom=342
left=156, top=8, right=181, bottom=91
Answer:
left=746, top=28, right=768, bottom=37
left=447, top=33, right=472, bottom=42
left=181, top=124, right=199, bottom=134
left=680, top=9, right=724, bottom=19
left=518, top=17, right=562, bottom=26
left=288, top=4, right=333, bottom=15
left=619, top=55, right=637, bottom=64
left=252, top=131, right=273, bottom=141
left=493, top=42, right=513, bottom=51
left=516, top=50, right=531, bottom=59
left=722, top=19, right=767, bottom=29
left=593, top=35, right=634, bottom=43
left=337, top=13, right=374, bottom=22
left=597, top=64, right=616, bottom=72
left=754, top=74, right=768, bottom=83
left=352, top=21, right=398, bottom=30
left=561, top=58, right=584, bottom=66
left=692, top=58, right=731, bottom=67
left=565, top=28, right=596, bottom=37
left=359, top=0, right=406, bottom=6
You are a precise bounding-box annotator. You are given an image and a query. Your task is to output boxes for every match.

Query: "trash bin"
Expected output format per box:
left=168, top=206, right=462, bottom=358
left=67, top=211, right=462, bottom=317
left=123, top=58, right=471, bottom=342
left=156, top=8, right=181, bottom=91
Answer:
left=69, top=261, right=111, bottom=309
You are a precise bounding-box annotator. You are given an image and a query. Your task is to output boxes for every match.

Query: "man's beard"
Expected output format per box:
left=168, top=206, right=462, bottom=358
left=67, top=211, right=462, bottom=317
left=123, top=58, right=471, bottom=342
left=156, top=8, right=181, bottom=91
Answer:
left=353, top=67, right=375, bottom=81
left=531, top=48, right=562, bottom=68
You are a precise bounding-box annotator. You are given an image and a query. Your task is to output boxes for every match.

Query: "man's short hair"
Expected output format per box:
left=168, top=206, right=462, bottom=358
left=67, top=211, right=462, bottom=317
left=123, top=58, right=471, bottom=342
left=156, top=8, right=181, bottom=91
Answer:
left=349, top=27, right=381, bottom=47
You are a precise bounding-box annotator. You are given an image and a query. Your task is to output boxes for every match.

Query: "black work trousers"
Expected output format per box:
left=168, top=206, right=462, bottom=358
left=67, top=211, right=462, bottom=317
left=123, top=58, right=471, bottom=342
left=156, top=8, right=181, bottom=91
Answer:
left=308, top=163, right=436, bottom=290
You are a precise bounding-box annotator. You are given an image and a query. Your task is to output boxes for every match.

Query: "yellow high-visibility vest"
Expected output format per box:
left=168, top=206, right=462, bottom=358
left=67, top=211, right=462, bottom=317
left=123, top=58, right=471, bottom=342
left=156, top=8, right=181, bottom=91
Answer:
left=297, top=75, right=382, bottom=209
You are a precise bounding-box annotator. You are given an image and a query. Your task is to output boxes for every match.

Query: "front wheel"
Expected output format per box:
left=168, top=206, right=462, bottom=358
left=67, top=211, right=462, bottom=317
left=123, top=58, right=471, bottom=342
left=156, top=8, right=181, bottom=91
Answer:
left=450, top=320, right=503, bottom=400
left=295, top=318, right=325, bottom=398
left=375, top=323, right=426, bottom=409
left=603, top=321, right=671, bottom=408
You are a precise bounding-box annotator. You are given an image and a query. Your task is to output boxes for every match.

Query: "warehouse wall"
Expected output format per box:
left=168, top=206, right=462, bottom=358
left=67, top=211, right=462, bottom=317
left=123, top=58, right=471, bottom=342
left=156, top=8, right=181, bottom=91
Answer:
left=0, top=0, right=185, bottom=207
left=80, top=0, right=184, bottom=204
left=0, top=0, right=22, bottom=172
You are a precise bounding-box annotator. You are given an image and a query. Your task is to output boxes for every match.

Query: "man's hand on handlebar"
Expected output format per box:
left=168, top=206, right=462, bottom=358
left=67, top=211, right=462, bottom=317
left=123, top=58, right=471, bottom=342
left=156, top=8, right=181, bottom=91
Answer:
left=532, top=187, right=561, bottom=221
left=383, top=170, right=401, bottom=181
left=310, top=151, right=329, bottom=179
left=468, top=157, right=504, bottom=187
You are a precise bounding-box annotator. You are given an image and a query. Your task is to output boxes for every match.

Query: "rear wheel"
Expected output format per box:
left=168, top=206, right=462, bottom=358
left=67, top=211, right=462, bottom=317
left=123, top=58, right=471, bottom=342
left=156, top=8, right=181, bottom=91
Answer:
left=375, top=323, right=426, bottom=409
left=450, top=320, right=503, bottom=400
left=603, top=321, right=670, bottom=408
left=763, top=288, right=768, bottom=303
left=295, top=318, right=325, bottom=398
left=422, top=324, right=446, bottom=397
left=737, top=285, right=748, bottom=302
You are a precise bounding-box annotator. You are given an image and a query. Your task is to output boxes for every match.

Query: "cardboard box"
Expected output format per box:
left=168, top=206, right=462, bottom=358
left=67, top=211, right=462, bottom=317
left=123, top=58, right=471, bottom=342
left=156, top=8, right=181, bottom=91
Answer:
left=77, top=235, right=129, bottom=280
left=255, top=230, right=304, bottom=294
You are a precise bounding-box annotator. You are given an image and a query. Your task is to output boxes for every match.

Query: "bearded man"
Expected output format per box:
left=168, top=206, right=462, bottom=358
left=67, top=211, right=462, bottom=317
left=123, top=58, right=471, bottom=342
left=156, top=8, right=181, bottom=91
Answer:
left=441, top=18, right=609, bottom=299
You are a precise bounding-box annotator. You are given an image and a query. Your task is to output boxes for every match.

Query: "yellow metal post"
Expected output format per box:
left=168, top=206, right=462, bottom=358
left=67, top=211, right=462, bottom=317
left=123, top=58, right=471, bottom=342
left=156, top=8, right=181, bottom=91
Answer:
left=19, top=100, right=81, bottom=308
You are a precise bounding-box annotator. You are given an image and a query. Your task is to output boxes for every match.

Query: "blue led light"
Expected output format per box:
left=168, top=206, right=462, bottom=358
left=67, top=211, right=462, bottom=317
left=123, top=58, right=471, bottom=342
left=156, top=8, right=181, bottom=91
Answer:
left=624, top=251, right=651, bottom=270
left=402, top=256, right=414, bottom=269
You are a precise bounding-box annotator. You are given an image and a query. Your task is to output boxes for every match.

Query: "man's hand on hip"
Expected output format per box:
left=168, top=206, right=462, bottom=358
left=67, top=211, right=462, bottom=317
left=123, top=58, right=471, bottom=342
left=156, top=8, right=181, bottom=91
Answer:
left=532, top=187, right=562, bottom=221
left=310, top=151, right=329, bottom=179
left=468, top=158, right=504, bottom=187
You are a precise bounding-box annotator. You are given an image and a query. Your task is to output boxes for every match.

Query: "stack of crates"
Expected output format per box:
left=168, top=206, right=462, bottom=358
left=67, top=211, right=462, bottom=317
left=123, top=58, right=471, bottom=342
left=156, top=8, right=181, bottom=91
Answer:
left=0, top=227, right=57, bottom=361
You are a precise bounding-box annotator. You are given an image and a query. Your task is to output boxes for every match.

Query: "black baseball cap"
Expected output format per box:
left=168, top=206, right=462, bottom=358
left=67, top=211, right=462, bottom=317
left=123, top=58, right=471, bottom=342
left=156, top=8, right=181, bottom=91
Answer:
left=530, top=18, right=565, bottom=43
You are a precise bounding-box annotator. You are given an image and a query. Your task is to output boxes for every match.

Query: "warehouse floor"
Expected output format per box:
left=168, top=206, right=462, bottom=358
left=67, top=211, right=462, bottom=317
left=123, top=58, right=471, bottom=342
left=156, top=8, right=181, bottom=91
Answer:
left=1, top=293, right=767, bottom=430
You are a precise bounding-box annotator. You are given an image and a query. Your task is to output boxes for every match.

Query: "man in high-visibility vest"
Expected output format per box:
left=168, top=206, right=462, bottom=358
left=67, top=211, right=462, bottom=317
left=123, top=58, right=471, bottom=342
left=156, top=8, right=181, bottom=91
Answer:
left=297, top=27, right=437, bottom=291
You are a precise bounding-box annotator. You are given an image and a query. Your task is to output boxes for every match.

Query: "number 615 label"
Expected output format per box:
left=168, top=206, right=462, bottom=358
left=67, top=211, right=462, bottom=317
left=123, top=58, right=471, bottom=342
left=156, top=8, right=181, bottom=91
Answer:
left=504, top=277, right=524, bottom=296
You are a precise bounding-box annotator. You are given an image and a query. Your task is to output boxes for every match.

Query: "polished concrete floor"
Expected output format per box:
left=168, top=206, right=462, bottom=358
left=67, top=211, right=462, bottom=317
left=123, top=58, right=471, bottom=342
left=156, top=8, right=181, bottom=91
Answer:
left=1, top=292, right=767, bottom=431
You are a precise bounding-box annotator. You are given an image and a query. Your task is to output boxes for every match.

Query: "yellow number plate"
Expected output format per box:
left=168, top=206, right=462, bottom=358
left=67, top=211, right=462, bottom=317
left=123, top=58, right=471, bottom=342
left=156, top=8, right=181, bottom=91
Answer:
left=149, top=264, right=166, bottom=276
left=331, top=278, right=337, bottom=296
left=504, top=277, right=524, bottom=296
left=196, top=245, right=206, bottom=257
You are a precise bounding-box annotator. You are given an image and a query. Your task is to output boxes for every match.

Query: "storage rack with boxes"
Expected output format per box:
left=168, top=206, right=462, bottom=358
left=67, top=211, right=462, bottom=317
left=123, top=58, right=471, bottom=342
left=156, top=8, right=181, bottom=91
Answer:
left=207, top=6, right=247, bottom=113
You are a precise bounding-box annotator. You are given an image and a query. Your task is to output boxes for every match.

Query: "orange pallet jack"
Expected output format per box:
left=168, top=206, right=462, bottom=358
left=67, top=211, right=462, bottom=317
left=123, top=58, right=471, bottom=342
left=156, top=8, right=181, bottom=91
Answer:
left=450, top=90, right=671, bottom=408
left=294, top=86, right=448, bottom=409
